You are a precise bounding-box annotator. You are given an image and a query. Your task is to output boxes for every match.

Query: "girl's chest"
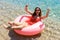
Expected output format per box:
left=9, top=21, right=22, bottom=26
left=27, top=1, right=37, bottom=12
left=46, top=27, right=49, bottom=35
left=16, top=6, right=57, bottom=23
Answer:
left=30, top=17, right=41, bottom=22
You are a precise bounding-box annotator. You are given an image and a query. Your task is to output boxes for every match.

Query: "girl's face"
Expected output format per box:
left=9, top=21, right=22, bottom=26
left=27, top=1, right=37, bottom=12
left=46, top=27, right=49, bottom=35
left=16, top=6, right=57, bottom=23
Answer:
left=35, top=8, right=40, bottom=15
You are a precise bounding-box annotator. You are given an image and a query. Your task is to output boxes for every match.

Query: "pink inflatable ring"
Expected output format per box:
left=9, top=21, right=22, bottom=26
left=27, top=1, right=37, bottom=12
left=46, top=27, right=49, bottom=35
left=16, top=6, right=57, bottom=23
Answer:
left=13, top=15, right=45, bottom=36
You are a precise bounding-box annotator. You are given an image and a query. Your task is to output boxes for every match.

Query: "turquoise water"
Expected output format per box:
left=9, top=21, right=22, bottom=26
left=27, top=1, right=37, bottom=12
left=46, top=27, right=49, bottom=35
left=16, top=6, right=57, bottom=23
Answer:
left=0, top=0, right=60, bottom=21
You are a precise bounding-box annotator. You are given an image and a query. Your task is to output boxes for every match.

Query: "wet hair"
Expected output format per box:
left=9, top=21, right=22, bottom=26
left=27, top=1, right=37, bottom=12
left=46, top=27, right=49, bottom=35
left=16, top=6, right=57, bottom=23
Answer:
left=32, top=7, right=42, bottom=17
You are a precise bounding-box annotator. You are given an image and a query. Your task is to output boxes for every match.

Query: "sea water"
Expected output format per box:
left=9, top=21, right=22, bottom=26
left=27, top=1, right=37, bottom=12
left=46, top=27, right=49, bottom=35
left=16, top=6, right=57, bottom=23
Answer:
left=0, top=0, right=60, bottom=40
left=0, top=0, right=60, bottom=22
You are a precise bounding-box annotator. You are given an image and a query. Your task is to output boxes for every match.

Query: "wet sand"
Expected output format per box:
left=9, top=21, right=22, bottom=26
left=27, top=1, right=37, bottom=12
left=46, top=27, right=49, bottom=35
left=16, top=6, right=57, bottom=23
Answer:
left=0, top=2, right=60, bottom=40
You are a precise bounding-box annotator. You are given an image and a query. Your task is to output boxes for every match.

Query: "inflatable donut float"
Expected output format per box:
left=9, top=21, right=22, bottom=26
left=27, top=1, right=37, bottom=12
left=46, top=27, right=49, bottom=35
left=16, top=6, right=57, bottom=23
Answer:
left=13, top=15, right=45, bottom=36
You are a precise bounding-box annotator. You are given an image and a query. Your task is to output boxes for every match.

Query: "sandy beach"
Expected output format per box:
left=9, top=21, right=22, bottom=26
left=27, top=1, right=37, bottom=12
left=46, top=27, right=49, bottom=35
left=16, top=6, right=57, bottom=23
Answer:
left=0, top=2, right=60, bottom=40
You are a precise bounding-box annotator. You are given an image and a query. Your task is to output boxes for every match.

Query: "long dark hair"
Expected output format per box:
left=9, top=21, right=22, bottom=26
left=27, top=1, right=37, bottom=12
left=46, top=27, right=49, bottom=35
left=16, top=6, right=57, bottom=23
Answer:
left=32, top=7, right=42, bottom=17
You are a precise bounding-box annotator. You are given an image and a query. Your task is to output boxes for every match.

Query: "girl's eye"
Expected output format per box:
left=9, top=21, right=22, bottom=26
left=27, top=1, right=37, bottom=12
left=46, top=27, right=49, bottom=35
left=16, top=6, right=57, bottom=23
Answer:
left=36, top=10, right=40, bottom=11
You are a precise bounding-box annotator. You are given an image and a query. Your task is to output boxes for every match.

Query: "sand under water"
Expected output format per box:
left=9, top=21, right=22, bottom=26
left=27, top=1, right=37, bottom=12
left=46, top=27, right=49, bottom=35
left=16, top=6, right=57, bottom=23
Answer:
left=0, top=2, right=60, bottom=40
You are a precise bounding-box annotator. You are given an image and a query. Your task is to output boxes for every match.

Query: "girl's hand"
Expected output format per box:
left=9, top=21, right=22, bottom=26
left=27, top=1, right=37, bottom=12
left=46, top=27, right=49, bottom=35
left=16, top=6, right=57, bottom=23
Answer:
left=25, top=5, right=28, bottom=7
left=46, top=8, right=50, bottom=14
left=47, top=8, right=50, bottom=12
left=25, top=5, right=32, bottom=15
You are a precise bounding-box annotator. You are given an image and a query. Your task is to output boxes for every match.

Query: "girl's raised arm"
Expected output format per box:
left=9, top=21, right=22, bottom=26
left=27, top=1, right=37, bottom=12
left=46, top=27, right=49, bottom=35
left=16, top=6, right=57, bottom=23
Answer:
left=24, top=5, right=32, bottom=15
left=41, top=9, right=50, bottom=19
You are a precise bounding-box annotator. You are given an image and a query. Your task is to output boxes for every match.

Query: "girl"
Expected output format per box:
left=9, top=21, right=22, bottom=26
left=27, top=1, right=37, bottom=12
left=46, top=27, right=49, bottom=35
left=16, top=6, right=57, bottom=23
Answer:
left=3, top=5, right=50, bottom=30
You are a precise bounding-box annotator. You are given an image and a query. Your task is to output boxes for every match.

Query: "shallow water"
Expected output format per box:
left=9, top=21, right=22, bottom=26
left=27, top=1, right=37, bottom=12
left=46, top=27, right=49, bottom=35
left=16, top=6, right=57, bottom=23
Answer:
left=0, top=0, right=60, bottom=21
left=0, top=0, right=60, bottom=40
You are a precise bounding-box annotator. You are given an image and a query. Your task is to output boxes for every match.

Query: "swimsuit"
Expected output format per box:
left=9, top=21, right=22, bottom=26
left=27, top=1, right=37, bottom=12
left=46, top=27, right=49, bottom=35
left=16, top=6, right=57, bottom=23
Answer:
left=26, top=15, right=41, bottom=25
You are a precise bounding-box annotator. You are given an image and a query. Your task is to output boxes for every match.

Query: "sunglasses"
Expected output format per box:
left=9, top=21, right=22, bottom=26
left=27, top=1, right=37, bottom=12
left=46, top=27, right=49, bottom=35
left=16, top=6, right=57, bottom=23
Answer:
left=36, top=10, right=40, bottom=11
